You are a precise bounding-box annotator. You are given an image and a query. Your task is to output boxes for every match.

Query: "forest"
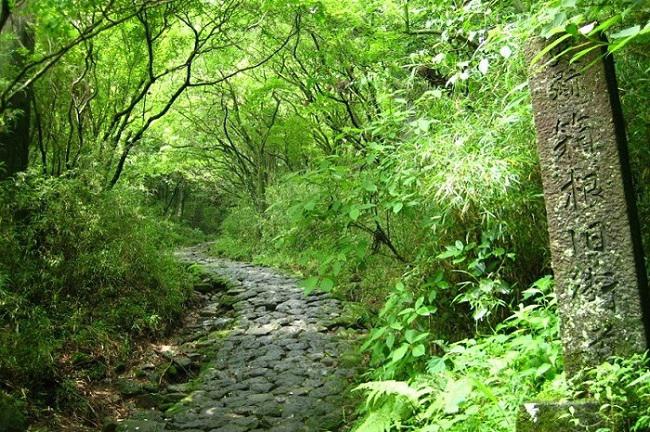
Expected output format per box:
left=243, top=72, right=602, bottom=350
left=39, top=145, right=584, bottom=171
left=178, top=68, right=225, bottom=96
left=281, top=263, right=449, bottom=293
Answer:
left=1, top=0, right=650, bottom=431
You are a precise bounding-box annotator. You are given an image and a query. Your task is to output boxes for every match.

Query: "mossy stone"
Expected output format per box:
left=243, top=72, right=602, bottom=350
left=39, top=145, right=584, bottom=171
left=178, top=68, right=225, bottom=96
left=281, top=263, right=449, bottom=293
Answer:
left=517, top=400, right=615, bottom=431
left=219, top=295, right=237, bottom=307
left=117, top=379, right=146, bottom=396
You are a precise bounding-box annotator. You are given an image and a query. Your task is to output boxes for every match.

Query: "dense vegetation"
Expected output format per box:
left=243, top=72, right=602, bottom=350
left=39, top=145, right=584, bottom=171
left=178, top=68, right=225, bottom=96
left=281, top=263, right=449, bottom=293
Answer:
left=0, top=0, right=649, bottom=430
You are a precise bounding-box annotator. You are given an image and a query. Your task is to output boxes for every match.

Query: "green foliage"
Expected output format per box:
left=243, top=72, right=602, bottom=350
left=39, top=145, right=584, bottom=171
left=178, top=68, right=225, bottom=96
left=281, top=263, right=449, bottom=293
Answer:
left=572, top=354, right=650, bottom=431
left=0, top=0, right=649, bottom=428
left=0, top=391, right=27, bottom=432
left=198, top=3, right=649, bottom=429
left=0, top=172, right=192, bottom=393
left=354, top=279, right=562, bottom=432
left=360, top=235, right=523, bottom=381
left=536, top=0, right=649, bottom=58
left=211, top=201, right=261, bottom=261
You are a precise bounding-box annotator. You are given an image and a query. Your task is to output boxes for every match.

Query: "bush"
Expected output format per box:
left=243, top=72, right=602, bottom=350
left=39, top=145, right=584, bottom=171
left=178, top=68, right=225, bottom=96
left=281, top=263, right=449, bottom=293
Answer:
left=353, top=278, right=562, bottom=432
left=0, top=172, right=192, bottom=396
left=211, top=200, right=261, bottom=261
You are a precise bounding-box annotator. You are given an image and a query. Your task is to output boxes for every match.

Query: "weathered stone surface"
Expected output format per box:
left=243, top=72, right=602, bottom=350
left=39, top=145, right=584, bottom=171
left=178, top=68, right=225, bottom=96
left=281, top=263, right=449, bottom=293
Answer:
left=122, top=245, right=359, bottom=431
left=517, top=401, right=613, bottom=432
left=527, top=38, right=649, bottom=376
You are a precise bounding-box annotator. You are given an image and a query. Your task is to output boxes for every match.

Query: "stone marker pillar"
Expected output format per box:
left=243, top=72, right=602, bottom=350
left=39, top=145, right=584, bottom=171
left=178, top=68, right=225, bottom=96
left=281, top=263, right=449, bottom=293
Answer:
left=518, top=38, right=650, bottom=431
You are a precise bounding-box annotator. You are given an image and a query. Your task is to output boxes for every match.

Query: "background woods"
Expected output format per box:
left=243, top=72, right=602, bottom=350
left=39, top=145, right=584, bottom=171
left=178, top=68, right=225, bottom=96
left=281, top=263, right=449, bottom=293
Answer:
left=0, top=0, right=649, bottom=430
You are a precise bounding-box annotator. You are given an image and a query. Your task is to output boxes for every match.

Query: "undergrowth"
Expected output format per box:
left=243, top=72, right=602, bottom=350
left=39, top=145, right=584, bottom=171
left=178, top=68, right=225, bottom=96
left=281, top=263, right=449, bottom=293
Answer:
left=0, top=172, right=197, bottom=423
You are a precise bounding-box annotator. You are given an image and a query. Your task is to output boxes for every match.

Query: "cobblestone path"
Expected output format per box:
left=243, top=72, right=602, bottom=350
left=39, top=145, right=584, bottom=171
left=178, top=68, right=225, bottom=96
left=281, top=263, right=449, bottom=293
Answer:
left=120, top=246, right=358, bottom=432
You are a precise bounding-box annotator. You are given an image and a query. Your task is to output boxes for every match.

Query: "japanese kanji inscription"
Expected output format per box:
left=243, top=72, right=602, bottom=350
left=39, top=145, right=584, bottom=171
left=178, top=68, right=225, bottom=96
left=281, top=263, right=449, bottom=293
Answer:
left=527, top=39, right=650, bottom=377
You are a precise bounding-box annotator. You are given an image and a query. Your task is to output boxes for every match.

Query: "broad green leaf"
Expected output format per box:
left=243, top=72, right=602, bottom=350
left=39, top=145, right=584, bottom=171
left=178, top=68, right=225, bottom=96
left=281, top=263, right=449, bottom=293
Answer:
left=565, top=23, right=578, bottom=36
left=427, top=357, right=446, bottom=374
left=386, top=332, right=396, bottom=349
left=300, top=276, right=319, bottom=294
left=364, top=182, right=378, bottom=192
left=320, top=278, right=334, bottom=291
left=530, top=33, right=572, bottom=65
left=443, top=379, right=473, bottom=414
left=412, top=344, right=426, bottom=357
left=391, top=343, right=409, bottom=363
left=611, top=25, right=641, bottom=39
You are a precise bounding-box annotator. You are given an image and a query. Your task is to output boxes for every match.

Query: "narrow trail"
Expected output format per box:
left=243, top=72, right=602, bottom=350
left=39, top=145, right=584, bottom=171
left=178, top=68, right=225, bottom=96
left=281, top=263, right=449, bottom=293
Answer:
left=120, top=245, right=360, bottom=432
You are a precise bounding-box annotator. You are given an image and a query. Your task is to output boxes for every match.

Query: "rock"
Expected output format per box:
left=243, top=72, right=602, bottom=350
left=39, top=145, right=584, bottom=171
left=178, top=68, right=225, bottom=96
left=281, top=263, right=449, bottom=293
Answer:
left=117, top=379, right=147, bottom=396
left=116, top=419, right=166, bottom=432
left=247, top=322, right=280, bottom=336
left=171, top=355, right=193, bottom=370
left=166, top=383, right=191, bottom=393
left=194, top=282, right=213, bottom=293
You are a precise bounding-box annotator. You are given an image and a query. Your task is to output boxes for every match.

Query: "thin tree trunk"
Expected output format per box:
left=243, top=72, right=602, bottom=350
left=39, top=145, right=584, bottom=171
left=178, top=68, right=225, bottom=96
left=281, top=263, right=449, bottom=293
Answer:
left=0, top=6, right=34, bottom=180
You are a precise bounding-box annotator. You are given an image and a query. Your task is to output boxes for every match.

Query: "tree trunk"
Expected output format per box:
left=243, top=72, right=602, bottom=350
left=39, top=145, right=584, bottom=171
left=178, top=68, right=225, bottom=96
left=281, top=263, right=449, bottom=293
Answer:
left=0, top=5, right=34, bottom=180
left=175, top=184, right=184, bottom=220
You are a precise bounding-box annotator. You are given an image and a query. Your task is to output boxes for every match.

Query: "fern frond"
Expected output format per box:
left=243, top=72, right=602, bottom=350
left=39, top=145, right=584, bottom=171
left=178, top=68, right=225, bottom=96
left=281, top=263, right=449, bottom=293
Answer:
left=354, top=380, right=423, bottom=405
left=353, top=401, right=401, bottom=432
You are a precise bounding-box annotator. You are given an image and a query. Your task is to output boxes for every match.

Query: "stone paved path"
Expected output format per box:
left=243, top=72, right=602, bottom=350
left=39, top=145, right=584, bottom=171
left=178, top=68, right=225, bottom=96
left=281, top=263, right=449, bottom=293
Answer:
left=120, top=245, right=358, bottom=432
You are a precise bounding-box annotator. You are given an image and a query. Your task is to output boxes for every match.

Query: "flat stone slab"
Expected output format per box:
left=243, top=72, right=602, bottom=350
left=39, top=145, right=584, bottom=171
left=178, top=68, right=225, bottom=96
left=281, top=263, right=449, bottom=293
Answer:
left=119, top=245, right=358, bottom=431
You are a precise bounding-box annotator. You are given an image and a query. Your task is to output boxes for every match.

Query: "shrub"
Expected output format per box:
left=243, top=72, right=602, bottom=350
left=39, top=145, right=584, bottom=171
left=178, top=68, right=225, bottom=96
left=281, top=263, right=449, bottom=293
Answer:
left=0, top=172, right=192, bottom=395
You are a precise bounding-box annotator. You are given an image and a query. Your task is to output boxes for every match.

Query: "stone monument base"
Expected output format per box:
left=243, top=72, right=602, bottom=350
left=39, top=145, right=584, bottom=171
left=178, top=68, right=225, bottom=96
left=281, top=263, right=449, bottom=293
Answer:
left=517, top=400, right=614, bottom=431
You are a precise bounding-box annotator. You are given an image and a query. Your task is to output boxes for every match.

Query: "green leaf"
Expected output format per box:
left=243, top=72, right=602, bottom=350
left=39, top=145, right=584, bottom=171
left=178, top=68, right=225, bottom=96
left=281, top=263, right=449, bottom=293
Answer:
left=565, top=23, right=578, bottom=36
left=364, top=182, right=378, bottom=192
left=530, top=33, right=573, bottom=65
left=427, top=357, right=446, bottom=374
left=386, top=332, right=396, bottom=349
left=443, top=379, right=473, bottom=414
left=412, top=344, right=426, bottom=357
left=611, top=25, right=641, bottom=39
left=300, top=276, right=319, bottom=294
left=404, top=329, right=417, bottom=344
left=437, top=248, right=459, bottom=259
left=536, top=363, right=552, bottom=377
left=320, top=278, right=334, bottom=291
left=392, top=202, right=403, bottom=214
left=391, top=343, right=409, bottom=363
left=349, top=207, right=361, bottom=221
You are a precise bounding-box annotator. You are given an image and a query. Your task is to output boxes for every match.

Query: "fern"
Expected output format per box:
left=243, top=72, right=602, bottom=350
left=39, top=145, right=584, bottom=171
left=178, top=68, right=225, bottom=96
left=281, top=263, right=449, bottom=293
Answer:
left=355, top=380, right=424, bottom=405
left=353, top=402, right=400, bottom=432
left=353, top=380, right=425, bottom=432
